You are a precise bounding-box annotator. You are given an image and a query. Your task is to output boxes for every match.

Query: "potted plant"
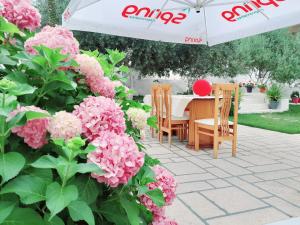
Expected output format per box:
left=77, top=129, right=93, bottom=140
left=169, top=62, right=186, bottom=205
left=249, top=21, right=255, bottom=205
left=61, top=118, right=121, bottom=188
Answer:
left=258, top=84, right=267, bottom=93
left=267, top=84, right=282, bottom=109
left=290, top=91, right=300, bottom=104
left=245, top=81, right=255, bottom=93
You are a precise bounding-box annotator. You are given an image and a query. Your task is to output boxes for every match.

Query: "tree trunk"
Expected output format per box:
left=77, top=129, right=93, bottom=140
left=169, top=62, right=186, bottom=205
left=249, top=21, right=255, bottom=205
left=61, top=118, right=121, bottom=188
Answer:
left=47, top=0, right=57, bottom=26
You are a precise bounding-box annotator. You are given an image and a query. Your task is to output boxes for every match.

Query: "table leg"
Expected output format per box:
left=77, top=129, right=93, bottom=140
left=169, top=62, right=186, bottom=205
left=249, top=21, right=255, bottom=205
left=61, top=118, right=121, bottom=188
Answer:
left=186, top=99, right=214, bottom=149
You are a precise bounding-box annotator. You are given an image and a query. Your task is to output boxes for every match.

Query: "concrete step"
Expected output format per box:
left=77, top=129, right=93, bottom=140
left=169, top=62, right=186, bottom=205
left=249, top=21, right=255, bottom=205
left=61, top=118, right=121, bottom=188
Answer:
left=242, top=93, right=267, bottom=101
left=239, top=92, right=289, bottom=113
left=240, top=102, right=268, bottom=108
left=239, top=106, right=269, bottom=112
left=239, top=108, right=289, bottom=114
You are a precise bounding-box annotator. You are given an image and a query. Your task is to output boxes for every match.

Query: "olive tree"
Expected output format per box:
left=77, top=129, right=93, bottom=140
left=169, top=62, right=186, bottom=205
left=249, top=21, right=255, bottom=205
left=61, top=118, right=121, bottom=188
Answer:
left=236, top=30, right=300, bottom=85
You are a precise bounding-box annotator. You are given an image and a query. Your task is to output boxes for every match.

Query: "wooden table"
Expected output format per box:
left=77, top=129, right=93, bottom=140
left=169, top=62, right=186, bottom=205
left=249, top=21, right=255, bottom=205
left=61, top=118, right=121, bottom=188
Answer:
left=144, top=95, right=216, bottom=149
left=185, top=98, right=215, bottom=149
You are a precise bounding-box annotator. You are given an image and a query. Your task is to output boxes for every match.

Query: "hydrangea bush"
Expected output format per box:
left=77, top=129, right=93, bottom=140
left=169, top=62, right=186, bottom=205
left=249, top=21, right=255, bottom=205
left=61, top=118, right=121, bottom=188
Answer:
left=0, top=2, right=177, bottom=225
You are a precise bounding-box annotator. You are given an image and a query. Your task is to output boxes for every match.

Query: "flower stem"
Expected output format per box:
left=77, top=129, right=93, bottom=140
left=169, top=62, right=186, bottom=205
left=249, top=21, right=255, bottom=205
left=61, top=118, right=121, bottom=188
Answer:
left=62, top=151, right=74, bottom=188
left=34, top=79, right=47, bottom=105
left=0, top=93, right=6, bottom=153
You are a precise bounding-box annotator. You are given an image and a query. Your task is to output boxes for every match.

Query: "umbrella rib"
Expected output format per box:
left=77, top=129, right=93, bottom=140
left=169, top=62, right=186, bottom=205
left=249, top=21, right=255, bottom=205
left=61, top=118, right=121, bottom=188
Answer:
left=147, top=0, right=170, bottom=29
left=248, top=1, right=270, bottom=20
left=163, top=7, right=190, bottom=11
left=184, top=0, right=196, bottom=6
left=203, top=6, right=209, bottom=45
left=76, top=0, right=102, bottom=11
left=204, top=0, right=215, bottom=5
left=206, top=1, right=247, bottom=7
left=171, top=0, right=194, bottom=7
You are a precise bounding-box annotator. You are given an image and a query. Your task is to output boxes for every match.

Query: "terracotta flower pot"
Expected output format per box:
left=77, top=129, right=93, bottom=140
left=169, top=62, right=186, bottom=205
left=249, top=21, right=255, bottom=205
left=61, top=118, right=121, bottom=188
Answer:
left=259, top=87, right=266, bottom=93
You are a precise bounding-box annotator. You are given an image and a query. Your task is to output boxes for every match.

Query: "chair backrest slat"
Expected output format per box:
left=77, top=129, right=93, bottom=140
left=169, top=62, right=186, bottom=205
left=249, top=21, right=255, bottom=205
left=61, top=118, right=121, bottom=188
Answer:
left=151, top=84, right=161, bottom=116
left=214, top=83, right=239, bottom=136
left=160, top=84, right=172, bottom=128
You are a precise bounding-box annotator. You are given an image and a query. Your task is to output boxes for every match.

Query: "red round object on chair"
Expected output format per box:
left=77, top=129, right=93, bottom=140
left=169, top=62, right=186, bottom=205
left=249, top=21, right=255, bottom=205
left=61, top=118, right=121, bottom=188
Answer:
left=193, top=80, right=212, bottom=96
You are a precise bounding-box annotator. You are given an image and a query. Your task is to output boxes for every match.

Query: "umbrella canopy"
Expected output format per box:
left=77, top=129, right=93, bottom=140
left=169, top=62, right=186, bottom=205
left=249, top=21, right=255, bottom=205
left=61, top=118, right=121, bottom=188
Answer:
left=62, top=0, right=300, bottom=46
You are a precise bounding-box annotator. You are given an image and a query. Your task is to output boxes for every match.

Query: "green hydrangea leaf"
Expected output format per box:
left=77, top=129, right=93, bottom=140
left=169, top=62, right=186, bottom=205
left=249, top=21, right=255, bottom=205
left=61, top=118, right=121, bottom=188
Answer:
left=46, top=182, right=78, bottom=219
left=0, top=201, right=16, bottom=223
left=0, top=152, right=25, bottom=185
left=68, top=200, right=95, bottom=225
left=1, top=175, right=48, bottom=204
left=74, top=175, right=101, bottom=205
left=2, top=208, right=44, bottom=225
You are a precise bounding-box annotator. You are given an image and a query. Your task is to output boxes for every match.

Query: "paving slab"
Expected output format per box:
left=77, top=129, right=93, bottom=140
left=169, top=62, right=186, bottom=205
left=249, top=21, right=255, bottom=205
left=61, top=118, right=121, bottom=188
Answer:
left=247, top=164, right=293, bottom=173
left=176, top=181, right=213, bottom=194
left=175, top=173, right=216, bottom=183
left=164, top=161, right=205, bottom=175
left=207, top=159, right=251, bottom=176
left=264, top=197, right=300, bottom=217
left=226, top=177, right=272, bottom=198
left=201, top=187, right=267, bottom=213
left=165, top=199, right=206, bottom=225
left=207, top=208, right=288, bottom=225
left=255, top=170, right=298, bottom=181
left=179, top=193, right=226, bottom=219
left=240, top=175, right=263, bottom=183
left=255, top=181, right=300, bottom=206
left=207, top=179, right=232, bottom=188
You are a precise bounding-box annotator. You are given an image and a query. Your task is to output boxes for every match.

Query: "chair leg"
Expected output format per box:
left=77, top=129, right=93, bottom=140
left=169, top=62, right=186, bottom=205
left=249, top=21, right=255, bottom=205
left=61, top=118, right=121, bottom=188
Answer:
left=194, top=125, right=200, bottom=151
left=159, top=131, right=163, bottom=144
left=184, top=124, right=188, bottom=140
left=168, top=131, right=172, bottom=148
left=213, top=137, right=219, bottom=159
left=175, top=129, right=178, bottom=139
left=179, top=127, right=184, bottom=142
left=232, top=138, right=237, bottom=157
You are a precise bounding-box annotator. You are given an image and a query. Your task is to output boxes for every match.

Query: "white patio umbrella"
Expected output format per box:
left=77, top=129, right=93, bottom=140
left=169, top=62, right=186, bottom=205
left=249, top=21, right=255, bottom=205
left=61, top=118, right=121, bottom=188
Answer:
left=62, top=0, right=300, bottom=46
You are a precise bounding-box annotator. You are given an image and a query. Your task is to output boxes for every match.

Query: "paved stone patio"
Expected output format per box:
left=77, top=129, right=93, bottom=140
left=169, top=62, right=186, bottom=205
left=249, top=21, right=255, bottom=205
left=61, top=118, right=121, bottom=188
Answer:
left=143, top=125, right=300, bottom=225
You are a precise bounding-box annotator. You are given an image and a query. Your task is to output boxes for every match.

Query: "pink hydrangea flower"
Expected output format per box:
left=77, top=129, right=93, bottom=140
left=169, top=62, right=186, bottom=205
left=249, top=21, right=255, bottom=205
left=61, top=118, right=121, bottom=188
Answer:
left=24, top=25, right=79, bottom=58
left=88, top=131, right=145, bottom=187
left=48, top=111, right=82, bottom=140
left=140, top=165, right=177, bottom=216
left=73, top=96, right=126, bottom=141
left=75, top=54, right=115, bottom=98
left=97, top=77, right=115, bottom=99
left=8, top=106, right=49, bottom=149
left=0, top=0, right=41, bottom=31
left=151, top=216, right=178, bottom=225
left=140, top=196, right=166, bottom=220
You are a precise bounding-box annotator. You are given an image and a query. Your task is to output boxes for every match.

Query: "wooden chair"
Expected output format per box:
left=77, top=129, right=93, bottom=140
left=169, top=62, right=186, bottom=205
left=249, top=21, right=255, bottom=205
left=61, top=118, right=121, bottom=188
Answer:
left=151, top=84, right=161, bottom=139
left=159, top=84, right=189, bottom=147
left=194, top=83, right=239, bottom=159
